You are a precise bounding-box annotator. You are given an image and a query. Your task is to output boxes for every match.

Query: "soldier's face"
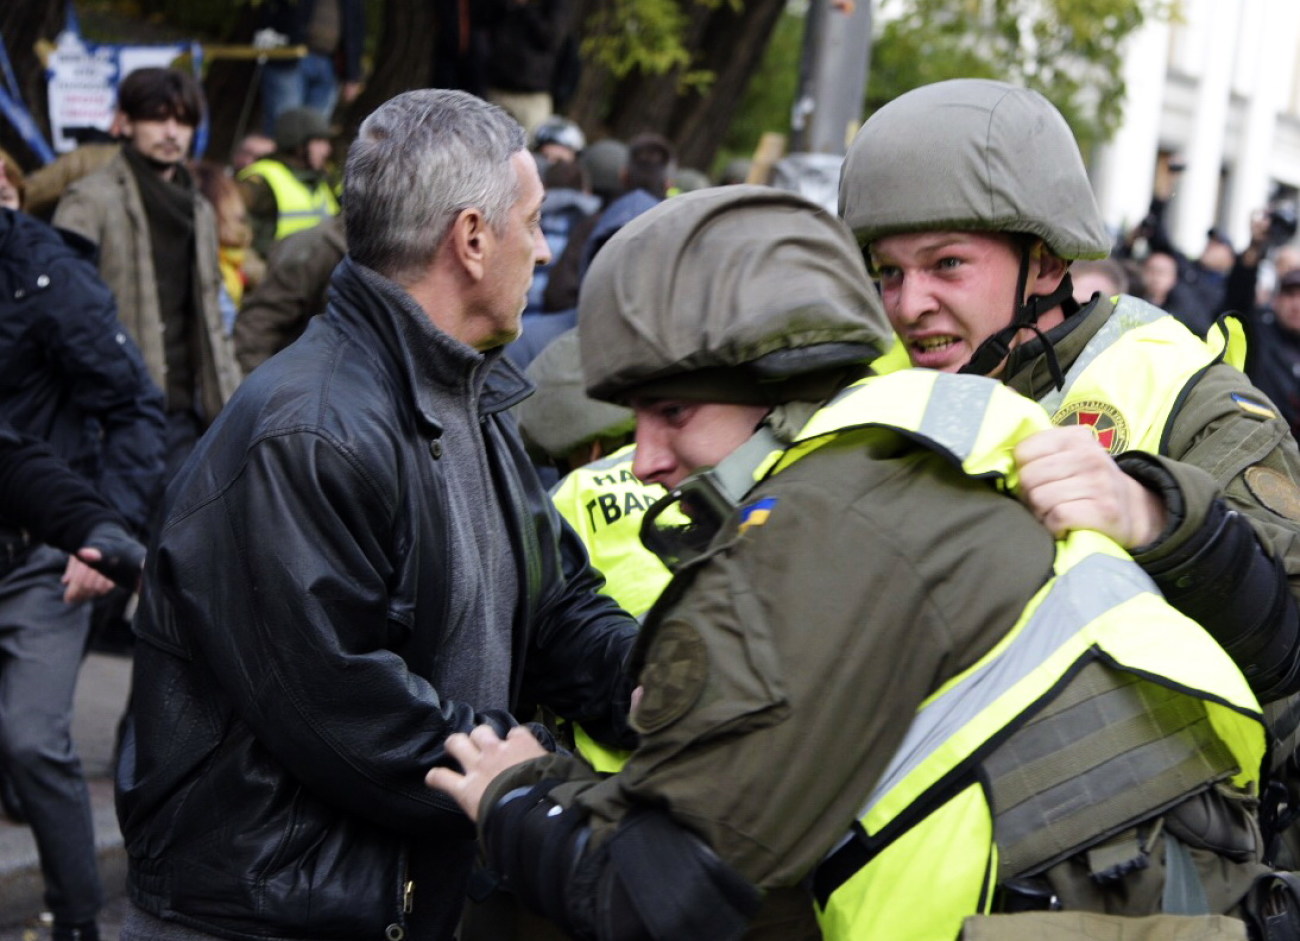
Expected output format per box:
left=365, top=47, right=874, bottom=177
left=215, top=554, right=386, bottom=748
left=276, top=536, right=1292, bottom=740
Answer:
left=629, top=400, right=771, bottom=490
left=122, top=113, right=194, bottom=166
left=872, top=230, right=1066, bottom=375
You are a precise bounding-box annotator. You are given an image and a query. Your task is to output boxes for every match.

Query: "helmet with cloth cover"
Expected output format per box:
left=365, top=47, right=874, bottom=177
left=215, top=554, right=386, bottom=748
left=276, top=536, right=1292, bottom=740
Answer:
left=578, top=184, right=895, bottom=571
left=579, top=184, right=892, bottom=407
left=839, top=79, right=1111, bottom=380
left=839, top=78, right=1110, bottom=262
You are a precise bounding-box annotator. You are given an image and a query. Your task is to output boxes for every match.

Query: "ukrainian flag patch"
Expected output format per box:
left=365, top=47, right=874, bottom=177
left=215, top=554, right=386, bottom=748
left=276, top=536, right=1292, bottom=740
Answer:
left=1232, top=393, right=1277, bottom=420
left=738, top=497, right=778, bottom=533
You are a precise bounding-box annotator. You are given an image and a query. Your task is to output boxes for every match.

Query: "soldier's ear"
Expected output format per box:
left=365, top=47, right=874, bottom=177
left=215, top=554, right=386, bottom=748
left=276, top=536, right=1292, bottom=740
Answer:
left=1031, top=243, right=1070, bottom=295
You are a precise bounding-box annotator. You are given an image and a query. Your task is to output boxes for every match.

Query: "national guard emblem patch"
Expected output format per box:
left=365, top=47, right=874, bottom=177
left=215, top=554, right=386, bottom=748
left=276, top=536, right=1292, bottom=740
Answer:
left=1053, top=400, right=1130, bottom=454
left=1245, top=467, right=1300, bottom=521
left=633, top=620, right=708, bottom=733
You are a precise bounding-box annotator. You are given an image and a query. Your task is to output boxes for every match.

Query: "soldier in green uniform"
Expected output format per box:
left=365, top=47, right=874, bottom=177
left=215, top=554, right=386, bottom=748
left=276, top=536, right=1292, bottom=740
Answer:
left=839, top=78, right=1300, bottom=707
left=426, top=186, right=1272, bottom=941
left=840, top=79, right=1300, bottom=868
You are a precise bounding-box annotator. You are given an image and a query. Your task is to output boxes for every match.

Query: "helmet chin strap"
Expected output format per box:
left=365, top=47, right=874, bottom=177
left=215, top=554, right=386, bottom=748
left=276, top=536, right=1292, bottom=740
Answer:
left=959, top=240, right=1073, bottom=389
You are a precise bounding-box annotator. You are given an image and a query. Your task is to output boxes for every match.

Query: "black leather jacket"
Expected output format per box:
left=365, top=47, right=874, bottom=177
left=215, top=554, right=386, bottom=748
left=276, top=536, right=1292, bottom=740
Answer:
left=117, top=258, right=638, bottom=940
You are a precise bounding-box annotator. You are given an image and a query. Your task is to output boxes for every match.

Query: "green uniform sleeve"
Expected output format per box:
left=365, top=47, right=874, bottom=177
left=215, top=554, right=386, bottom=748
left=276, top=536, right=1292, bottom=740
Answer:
left=1136, top=364, right=1300, bottom=593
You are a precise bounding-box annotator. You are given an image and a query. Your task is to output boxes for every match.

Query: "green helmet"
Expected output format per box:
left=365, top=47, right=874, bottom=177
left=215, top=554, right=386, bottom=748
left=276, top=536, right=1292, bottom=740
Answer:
left=579, top=185, right=891, bottom=405
left=839, top=79, right=1110, bottom=262
left=516, top=329, right=634, bottom=459
left=275, top=107, right=332, bottom=154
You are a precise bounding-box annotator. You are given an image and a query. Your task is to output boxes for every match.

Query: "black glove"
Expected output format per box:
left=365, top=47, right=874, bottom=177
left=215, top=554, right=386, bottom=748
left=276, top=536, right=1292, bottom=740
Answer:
left=80, top=521, right=145, bottom=590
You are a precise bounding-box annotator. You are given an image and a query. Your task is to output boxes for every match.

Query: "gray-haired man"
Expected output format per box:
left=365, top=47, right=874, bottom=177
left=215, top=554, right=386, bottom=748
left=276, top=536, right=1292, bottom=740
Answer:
left=115, top=89, right=638, bottom=941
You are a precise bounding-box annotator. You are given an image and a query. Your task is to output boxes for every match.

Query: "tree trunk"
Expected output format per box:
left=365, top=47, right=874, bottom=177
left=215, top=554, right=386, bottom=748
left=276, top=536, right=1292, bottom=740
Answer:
left=199, top=6, right=261, bottom=166
left=340, top=0, right=437, bottom=142
left=569, top=0, right=788, bottom=171
left=0, top=1, right=66, bottom=168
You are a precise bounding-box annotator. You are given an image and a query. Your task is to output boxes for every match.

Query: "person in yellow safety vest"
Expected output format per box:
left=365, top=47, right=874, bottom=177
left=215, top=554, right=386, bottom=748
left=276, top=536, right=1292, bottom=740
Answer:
left=516, top=328, right=671, bottom=773
left=839, top=80, right=1300, bottom=713
left=238, top=107, right=340, bottom=260
left=517, top=328, right=671, bottom=621
left=425, top=186, right=1272, bottom=941
left=841, top=80, right=1300, bottom=871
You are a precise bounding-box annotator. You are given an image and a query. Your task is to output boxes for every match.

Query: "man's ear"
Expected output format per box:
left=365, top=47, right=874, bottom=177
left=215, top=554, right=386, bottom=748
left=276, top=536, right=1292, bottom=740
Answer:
left=449, top=207, right=489, bottom=282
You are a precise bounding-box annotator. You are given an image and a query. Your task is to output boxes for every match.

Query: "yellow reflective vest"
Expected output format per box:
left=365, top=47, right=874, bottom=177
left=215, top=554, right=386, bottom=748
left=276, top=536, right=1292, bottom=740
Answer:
left=1039, top=295, right=1246, bottom=455
left=551, top=444, right=671, bottom=772
left=877, top=295, right=1247, bottom=455
left=238, top=158, right=340, bottom=242
left=763, top=370, right=1265, bottom=941
left=551, top=444, right=671, bottom=620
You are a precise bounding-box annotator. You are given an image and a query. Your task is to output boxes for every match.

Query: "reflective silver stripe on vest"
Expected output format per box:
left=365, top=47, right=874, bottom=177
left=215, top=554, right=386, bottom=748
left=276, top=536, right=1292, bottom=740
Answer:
left=859, top=552, right=1157, bottom=822
left=1038, top=295, right=1167, bottom=416
left=918, top=372, right=997, bottom=460
left=280, top=207, right=332, bottom=222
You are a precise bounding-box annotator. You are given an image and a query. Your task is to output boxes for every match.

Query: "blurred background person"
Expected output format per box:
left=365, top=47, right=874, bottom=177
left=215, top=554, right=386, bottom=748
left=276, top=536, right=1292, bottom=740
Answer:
left=193, top=160, right=265, bottom=334
left=233, top=212, right=345, bottom=375
left=238, top=107, right=340, bottom=261
left=1070, top=257, right=1130, bottom=306
left=481, top=0, right=572, bottom=135
left=253, top=0, right=365, bottom=134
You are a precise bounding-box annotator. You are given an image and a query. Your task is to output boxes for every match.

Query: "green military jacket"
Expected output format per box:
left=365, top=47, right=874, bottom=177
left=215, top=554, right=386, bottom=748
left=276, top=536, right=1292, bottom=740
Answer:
left=478, top=400, right=1056, bottom=938
left=1003, top=295, right=1300, bottom=673
left=233, top=213, right=346, bottom=375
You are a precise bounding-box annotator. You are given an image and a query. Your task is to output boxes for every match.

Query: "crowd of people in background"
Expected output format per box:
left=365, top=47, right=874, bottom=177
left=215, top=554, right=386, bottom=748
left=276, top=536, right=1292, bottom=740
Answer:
left=8, top=5, right=1300, bottom=940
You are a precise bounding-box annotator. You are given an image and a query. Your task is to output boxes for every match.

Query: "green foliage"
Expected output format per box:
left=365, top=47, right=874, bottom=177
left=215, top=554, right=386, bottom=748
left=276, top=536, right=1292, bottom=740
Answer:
left=868, top=0, right=1177, bottom=155
left=581, top=0, right=740, bottom=85
left=583, top=0, right=694, bottom=79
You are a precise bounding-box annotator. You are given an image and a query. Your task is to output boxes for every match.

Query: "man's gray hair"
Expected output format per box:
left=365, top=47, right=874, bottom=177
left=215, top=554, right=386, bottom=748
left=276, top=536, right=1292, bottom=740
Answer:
left=345, top=89, right=526, bottom=284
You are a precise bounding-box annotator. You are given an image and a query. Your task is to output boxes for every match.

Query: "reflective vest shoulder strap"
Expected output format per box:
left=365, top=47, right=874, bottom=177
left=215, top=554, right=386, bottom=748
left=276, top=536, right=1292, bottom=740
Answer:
left=774, top=370, right=1051, bottom=488
left=1040, top=297, right=1244, bottom=446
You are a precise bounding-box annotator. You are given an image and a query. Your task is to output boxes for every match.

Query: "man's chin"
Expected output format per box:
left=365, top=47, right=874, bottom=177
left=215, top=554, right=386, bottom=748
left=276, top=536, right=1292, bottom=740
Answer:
left=481, top=325, right=523, bottom=352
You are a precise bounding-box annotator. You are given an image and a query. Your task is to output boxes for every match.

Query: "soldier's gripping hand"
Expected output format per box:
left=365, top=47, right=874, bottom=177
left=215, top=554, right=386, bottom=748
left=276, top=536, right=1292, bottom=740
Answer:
left=1014, top=425, right=1168, bottom=549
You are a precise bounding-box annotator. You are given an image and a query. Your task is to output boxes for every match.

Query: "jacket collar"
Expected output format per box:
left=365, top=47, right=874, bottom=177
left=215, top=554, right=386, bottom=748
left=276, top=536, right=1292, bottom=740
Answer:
left=329, top=258, right=533, bottom=432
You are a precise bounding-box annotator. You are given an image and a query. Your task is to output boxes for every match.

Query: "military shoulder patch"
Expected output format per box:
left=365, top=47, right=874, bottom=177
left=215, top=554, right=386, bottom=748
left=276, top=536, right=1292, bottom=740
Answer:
left=1231, top=393, right=1278, bottom=421
left=1244, top=466, right=1300, bottom=521
left=1052, top=400, right=1130, bottom=454
left=632, top=619, right=708, bottom=734
left=738, top=496, right=778, bottom=534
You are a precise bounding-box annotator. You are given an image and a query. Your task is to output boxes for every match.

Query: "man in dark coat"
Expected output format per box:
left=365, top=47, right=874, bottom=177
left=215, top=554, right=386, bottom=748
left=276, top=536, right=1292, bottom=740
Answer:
left=0, top=207, right=165, bottom=941
left=116, top=89, right=637, bottom=941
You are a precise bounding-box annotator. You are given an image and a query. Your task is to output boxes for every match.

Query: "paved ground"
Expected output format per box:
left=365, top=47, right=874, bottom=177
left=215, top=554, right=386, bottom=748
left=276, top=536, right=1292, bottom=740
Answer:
left=0, top=653, right=132, bottom=939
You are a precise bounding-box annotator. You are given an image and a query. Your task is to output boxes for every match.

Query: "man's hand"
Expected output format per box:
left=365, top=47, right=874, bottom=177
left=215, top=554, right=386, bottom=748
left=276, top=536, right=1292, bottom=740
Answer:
left=61, top=553, right=115, bottom=604
left=426, top=725, right=548, bottom=822
left=1014, top=426, right=1168, bottom=548
left=341, top=81, right=362, bottom=105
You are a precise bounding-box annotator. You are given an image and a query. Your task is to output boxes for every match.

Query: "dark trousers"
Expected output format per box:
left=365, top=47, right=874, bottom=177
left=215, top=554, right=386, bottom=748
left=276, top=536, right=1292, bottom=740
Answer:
left=0, top=545, right=102, bottom=923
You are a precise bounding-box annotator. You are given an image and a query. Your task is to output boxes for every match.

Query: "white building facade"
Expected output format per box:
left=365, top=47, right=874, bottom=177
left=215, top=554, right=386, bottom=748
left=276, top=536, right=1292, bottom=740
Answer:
left=1090, top=0, right=1300, bottom=254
